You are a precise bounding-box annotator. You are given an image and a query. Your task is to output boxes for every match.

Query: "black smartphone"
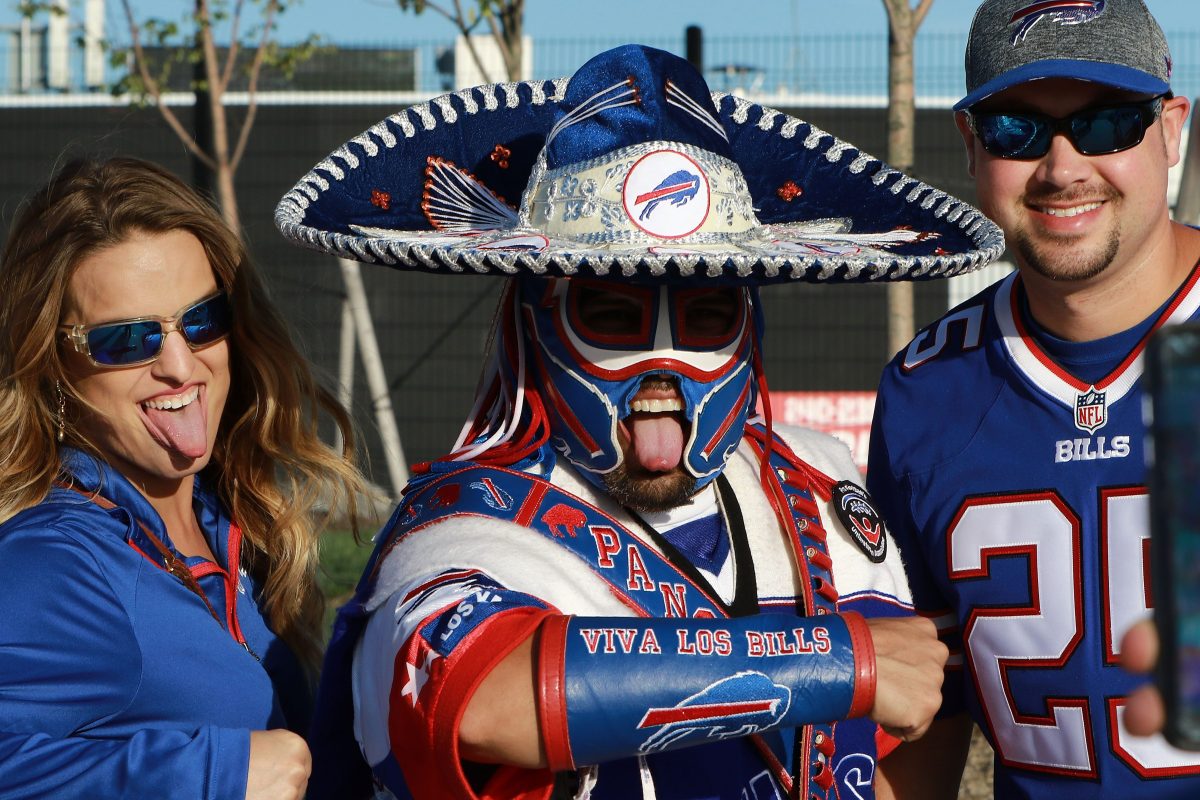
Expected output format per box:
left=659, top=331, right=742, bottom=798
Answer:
left=1147, top=322, right=1200, bottom=750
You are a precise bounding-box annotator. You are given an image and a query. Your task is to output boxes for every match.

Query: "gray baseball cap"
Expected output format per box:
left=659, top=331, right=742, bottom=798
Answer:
left=956, top=0, right=1172, bottom=111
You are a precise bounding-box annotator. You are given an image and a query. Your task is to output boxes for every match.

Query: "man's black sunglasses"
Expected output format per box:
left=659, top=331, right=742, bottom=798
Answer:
left=965, top=96, right=1166, bottom=160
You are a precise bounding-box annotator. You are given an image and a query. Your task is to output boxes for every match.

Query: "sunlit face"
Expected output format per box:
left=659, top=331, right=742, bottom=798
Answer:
left=61, top=229, right=231, bottom=497
left=958, top=78, right=1189, bottom=283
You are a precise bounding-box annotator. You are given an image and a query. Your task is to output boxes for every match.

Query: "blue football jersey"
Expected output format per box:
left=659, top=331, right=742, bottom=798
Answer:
left=869, top=268, right=1200, bottom=798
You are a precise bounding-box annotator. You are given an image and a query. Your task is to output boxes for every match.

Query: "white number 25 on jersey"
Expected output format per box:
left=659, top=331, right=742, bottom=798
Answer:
left=948, top=489, right=1200, bottom=779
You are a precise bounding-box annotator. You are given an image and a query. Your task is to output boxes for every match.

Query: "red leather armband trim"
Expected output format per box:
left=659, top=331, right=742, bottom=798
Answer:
left=842, top=610, right=876, bottom=719
left=431, top=608, right=552, bottom=799
left=535, top=614, right=575, bottom=772
left=876, top=726, right=902, bottom=759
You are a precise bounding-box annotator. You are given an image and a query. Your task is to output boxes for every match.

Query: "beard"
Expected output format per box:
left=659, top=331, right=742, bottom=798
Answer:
left=1013, top=225, right=1121, bottom=282
left=1013, top=188, right=1121, bottom=282
left=603, top=461, right=697, bottom=514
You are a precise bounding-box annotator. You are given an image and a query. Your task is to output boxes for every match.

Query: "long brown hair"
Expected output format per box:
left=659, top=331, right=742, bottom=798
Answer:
left=0, top=156, right=364, bottom=672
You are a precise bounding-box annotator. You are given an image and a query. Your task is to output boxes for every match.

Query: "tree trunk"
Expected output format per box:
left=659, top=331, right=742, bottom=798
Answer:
left=883, top=0, right=928, bottom=358
left=886, top=15, right=916, bottom=172
left=195, top=1, right=238, bottom=233
left=207, top=92, right=239, bottom=232
left=192, top=50, right=214, bottom=200
left=214, top=160, right=240, bottom=234
left=499, top=0, right=524, bottom=81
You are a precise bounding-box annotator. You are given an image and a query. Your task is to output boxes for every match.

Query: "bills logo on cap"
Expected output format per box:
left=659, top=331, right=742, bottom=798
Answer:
left=832, top=481, right=886, bottom=563
left=623, top=149, right=710, bottom=239
left=636, top=170, right=700, bottom=222
left=1010, top=0, right=1106, bottom=43
left=637, top=671, right=790, bottom=752
left=1075, top=386, right=1107, bottom=433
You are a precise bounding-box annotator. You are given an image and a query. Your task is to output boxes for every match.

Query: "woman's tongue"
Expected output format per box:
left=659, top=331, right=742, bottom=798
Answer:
left=142, top=397, right=209, bottom=459
left=629, top=413, right=684, bottom=472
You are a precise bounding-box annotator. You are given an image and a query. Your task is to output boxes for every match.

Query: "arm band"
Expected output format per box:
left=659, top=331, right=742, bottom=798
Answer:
left=535, top=611, right=875, bottom=771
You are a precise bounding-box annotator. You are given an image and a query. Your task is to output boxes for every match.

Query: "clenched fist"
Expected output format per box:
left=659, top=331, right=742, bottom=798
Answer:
left=866, top=616, right=948, bottom=742
left=246, top=729, right=311, bottom=800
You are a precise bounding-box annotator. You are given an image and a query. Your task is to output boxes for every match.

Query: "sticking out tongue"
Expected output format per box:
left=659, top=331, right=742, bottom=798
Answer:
left=629, top=413, right=685, bottom=472
left=142, top=394, right=210, bottom=460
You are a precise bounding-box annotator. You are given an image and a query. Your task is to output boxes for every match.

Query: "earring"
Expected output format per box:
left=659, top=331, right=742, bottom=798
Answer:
left=55, top=380, right=65, bottom=443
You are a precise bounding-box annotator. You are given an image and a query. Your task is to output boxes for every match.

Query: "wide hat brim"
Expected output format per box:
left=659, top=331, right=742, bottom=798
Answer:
left=276, top=49, right=1004, bottom=285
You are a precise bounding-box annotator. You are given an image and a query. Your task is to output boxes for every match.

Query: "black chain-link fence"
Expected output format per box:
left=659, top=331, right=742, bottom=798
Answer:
left=2, top=28, right=1197, bottom=483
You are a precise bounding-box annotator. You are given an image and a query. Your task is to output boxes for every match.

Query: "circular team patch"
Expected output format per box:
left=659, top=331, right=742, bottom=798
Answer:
left=622, top=149, right=710, bottom=239
left=832, top=480, right=886, bottom=563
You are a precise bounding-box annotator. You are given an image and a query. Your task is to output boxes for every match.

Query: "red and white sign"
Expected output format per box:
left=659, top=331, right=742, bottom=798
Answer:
left=765, top=391, right=876, bottom=472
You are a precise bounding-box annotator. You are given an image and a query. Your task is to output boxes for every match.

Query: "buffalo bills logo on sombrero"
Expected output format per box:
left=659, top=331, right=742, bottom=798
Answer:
left=622, top=150, right=710, bottom=238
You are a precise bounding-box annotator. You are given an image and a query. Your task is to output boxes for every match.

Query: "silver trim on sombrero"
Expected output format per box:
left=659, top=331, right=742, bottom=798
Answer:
left=275, top=82, right=1005, bottom=281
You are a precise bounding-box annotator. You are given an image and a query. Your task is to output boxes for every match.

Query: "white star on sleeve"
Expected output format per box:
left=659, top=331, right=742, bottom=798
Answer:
left=400, top=650, right=441, bottom=707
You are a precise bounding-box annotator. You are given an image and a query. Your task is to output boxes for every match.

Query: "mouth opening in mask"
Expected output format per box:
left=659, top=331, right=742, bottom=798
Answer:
left=619, top=375, right=690, bottom=475
left=608, top=375, right=698, bottom=513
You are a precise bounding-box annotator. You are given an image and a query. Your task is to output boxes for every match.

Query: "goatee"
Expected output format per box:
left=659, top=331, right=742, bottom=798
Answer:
left=603, top=463, right=697, bottom=513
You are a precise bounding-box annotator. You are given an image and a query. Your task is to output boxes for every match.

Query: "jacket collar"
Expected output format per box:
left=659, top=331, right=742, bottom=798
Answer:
left=56, top=447, right=233, bottom=569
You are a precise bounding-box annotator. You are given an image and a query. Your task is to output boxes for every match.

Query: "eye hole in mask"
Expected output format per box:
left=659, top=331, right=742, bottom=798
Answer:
left=673, top=286, right=742, bottom=348
left=567, top=281, right=742, bottom=352
left=572, top=283, right=655, bottom=346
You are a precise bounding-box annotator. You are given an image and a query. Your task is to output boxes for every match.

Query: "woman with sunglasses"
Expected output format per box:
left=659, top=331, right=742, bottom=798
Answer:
left=0, top=157, right=365, bottom=799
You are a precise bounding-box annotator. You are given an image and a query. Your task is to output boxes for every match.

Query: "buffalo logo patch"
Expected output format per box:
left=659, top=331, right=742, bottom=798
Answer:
left=636, top=672, right=790, bottom=753
left=622, top=149, right=710, bottom=239
left=832, top=481, right=886, bottom=563
left=541, top=503, right=586, bottom=538
left=429, top=482, right=461, bottom=508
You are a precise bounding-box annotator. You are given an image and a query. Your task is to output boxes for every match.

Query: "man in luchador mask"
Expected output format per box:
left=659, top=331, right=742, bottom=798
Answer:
left=278, top=44, right=1004, bottom=800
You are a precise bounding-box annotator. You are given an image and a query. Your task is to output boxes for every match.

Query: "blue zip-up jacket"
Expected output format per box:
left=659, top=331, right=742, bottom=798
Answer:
left=0, top=449, right=311, bottom=799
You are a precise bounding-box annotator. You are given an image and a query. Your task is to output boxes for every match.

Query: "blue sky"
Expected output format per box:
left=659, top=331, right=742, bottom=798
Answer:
left=8, top=1, right=1197, bottom=44
left=281, top=0, right=1196, bottom=42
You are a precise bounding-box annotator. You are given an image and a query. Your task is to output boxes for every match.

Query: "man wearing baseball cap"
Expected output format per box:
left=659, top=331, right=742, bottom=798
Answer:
left=869, top=1, right=1200, bottom=797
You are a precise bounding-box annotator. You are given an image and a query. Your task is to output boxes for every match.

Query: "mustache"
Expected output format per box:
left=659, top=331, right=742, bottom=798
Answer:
left=1024, top=185, right=1119, bottom=206
left=638, top=376, right=678, bottom=393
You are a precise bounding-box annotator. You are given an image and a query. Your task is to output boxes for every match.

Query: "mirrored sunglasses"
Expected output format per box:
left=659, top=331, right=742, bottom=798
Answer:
left=60, top=291, right=233, bottom=367
left=967, top=96, right=1165, bottom=160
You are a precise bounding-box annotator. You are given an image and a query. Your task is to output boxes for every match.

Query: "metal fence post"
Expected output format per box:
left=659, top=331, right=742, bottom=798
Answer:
left=338, top=257, right=409, bottom=499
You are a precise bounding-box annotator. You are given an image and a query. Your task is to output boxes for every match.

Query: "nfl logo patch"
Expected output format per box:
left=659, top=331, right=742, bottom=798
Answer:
left=1074, top=386, right=1107, bottom=433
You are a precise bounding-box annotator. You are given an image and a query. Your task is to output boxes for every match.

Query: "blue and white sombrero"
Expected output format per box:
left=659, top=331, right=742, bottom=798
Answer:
left=276, top=45, right=1004, bottom=283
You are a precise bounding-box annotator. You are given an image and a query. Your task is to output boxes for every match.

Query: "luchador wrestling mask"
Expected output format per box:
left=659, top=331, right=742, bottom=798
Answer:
left=520, top=275, right=761, bottom=492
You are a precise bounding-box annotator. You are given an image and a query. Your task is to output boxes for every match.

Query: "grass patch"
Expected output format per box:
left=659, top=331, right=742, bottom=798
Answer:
left=318, top=529, right=374, bottom=634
